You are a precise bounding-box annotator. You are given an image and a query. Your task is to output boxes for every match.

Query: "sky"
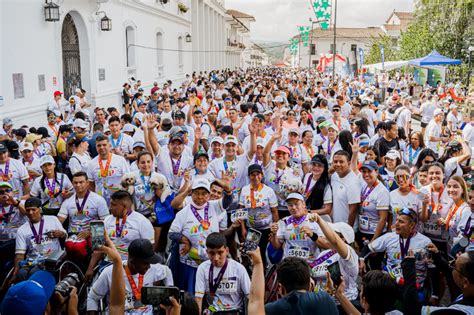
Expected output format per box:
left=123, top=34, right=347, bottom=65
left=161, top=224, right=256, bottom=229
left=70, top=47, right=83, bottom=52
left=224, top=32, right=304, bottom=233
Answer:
left=225, top=0, right=414, bottom=42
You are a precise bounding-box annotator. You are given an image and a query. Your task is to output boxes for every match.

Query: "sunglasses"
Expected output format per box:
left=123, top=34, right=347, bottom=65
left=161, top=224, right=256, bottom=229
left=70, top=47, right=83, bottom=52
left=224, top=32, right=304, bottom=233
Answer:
left=333, top=108, right=340, bottom=112
left=399, top=208, right=417, bottom=222
left=395, top=174, right=410, bottom=182
left=287, top=113, right=296, bottom=116
left=0, top=189, right=12, bottom=194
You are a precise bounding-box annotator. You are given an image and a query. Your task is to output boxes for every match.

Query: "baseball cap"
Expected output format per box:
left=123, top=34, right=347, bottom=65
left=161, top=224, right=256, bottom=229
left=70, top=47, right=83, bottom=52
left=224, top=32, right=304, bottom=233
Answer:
left=385, top=150, right=400, bottom=160
left=192, top=178, right=211, bottom=192
left=169, top=133, right=184, bottom=143
left=14, top=128, right=27, bottom=138
left=447, top=140, right=462, bottom=152
left=310, top=155, right=326, bottom=165
left=174, top=110, right=186, bottom=119
left=53, top=90, right=63, bottom=97
left=0, top=143, right=7, bottom=153
left=248, top=164, right=263, bottom=175
left=25, top=197, right=42, bottom=209
left=318, top=120, right=332, bottom=129
left=286, top=193, right=305, bottom=202
left=134, top=112, right=145, bottom=123
left=194, top=151, right=209, bottom=162
left=122, top=124, right=135, bottom=133
left=433, top=108, right=444, bottom=117
left=25, top=133, right=42, bottom=143
left=40, top=155, right=55, bottom=166
left=133, top=141, right=146, bottom=149
left=328, top=222, right=355, bottom=244
left=289, top=128, right=300, bottom=136
left=274, top=95, right=284, bottom=103
left=254, top=114, right=265, bottom=121
left=0, top=182, right=13, bottom=189
left=211, top=136, right=224, bottom=145
left=73, top=118, right=88, bottom=129
left=3, top=118, right=12, bottom=126
left=52, top=110, right=61, bottom=117
left=274, top=145, right=290, bottom=155
left=128, top=239, right=160, bottom=264
left=1, top=270, right=55, bottom=315
left=449, top=104, right=457, bottom=109
left=256, top=138, right=266, bottom=148
left=224, top=135, right=238, bottom=145
left=360, top=160, right=378, bottom=172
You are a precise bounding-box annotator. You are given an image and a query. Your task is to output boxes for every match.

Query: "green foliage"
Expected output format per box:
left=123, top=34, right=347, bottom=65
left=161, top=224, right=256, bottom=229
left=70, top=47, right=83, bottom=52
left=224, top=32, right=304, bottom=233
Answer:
left=365, top=34, right=399, bottom=65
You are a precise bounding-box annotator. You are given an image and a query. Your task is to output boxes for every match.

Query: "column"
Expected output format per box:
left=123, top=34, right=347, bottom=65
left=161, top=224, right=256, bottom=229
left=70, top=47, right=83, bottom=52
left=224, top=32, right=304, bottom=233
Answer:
left=192, top=0, right=199, bottom=71
left=199, top=0, right=205, bottom=73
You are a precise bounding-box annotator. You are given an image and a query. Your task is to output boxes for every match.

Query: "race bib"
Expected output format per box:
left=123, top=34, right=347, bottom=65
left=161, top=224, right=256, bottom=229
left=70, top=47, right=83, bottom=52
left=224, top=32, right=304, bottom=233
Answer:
left=288, top=246, right=310, bottom=259
left=230, top=209, right=248, bottom=222
left=217, top=279, right=238, bottom=294
left=423, top=221, right=441, bottom=235
left=311, top=264, right=327, bottom=278
left=359, top=215, right=369, bottom=230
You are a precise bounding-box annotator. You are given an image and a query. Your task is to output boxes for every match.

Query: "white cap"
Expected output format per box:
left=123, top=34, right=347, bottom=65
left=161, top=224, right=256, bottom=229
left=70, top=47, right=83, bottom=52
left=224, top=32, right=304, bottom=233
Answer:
left=328, top=222, right=355, bottom=244
left=192, top=178, right=211, bottom=192
left=274, top=95, right=284, bottom=103
left=73, top=118, right=88, bottom=129
left=285, top=193, right=305, bottom=202
left=134, top=112, right=145, bottom=122
left=385, top=149, right=400, bottom=160
left=224, top=135, right=239, bottom=145
left=20, top=142, right=34, bottom=152
left=256, top=138, right=266, bottom=148
left=123, top=124, right=135, bottom=133
left=211, top=136, right=224, bottom=145
left=53, top=110, right=61, bottom=117
left=75, top=88, right=82, bottom=93
left=449, top=104, right=457, bottom=109
left=81, top=109, right=90, bottom=117
left=40, top=155, right=55, bottom=166
left=433, top=108, right=444, bottom=117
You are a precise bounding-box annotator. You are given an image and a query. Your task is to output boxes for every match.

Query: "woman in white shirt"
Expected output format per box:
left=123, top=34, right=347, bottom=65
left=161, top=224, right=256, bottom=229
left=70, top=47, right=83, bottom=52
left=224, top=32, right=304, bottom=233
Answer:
left=402, top=131, right=425, bottom=168
left=438, top=140, right=471, bottom=180
left=68, top=134, right=91, bottom=175
left=444, top=175, right=470, bottom=242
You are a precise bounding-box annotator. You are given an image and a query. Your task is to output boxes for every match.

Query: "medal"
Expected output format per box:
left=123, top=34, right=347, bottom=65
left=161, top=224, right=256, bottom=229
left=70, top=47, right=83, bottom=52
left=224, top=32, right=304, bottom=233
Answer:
left=209, top=260, right=228, bottom=296
left=116, top=210, right=132, bottom=237
left=75, top=190, right=90, bottom=215
left=44, top=177, right=57, bottom=198
left=170, top=154, right=182, bottom=176
left=459, top=237, right=469, bottom=248
left=125, top=265, right=143, bottom=308
left=30, top=218, right=44, bottom=244
left=0, top=160, right=10, bottom=181
left=98, top=154, right=112, bottom=178
left=190, top=203, right=210, bottom=230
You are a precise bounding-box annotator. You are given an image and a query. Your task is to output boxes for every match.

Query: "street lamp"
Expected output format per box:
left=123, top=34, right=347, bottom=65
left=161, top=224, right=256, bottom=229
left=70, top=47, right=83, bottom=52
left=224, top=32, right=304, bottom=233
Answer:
left=96, top=12, right=112, bottom=31
left=44, top=0, right=60, bottom=22
left=185, top=33, right=192, bottom=43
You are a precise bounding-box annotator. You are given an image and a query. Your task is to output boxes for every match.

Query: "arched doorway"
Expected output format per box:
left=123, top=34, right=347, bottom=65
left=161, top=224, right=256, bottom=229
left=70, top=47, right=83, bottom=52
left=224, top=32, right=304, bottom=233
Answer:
left=61, top=13, right=81, bottom=99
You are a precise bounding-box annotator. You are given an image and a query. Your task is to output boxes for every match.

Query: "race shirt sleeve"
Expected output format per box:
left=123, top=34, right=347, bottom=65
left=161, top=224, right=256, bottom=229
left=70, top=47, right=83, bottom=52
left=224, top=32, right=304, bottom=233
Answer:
left=194, top=262, right=208, bottom=298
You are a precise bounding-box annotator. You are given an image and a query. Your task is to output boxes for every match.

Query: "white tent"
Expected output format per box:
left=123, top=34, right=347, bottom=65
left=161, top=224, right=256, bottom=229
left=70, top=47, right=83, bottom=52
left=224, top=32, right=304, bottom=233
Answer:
left=364, top=60, right=410, bottom=73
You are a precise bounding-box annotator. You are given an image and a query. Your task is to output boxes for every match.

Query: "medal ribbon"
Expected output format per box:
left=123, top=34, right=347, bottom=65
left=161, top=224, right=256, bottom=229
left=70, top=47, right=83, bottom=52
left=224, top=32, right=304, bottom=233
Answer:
left=75, top=190, right=90, bottom=215
left=190, top=203, right=210, bottom=230
left=140, top=174, right=151, bottom=193
left=303, top=144, right=314, bottom=159
left=445, top=202, right=462, bottom=231
left=44, top=177, right=57, bottom=198
left=464, top=216, right=472, bottom=237
left=275, top=169, right=284, bottom=184
left=30, top=218, right=45, bottom=244
left=125, top=266, right=144, bottom=302
left=399, top=234, right=411, bottom=259
left=408, top=146, right=421, bottom=164
left=250, top=184, right=263, bottom=208
left=286, top=215, right=306, bottom=226
left=304, top=175, right=313, bottom=198
left=99, top=154, right=112, bottom=177
left=361, top=182, right=378, bottom=203
left=209, top=259, right=228, bottom=295
left=109, top=133, right=123, bottom=149
left=430, top=187, right=444, bottom=214
left=170, top=154, right=182, bottom=176
left=0, top=160, right=10, bottom=181
left=309, top=250, right=337, bottom=268
left=327, top=140, right=336, bottom=156
left=116, top=209, right=132, bottom=237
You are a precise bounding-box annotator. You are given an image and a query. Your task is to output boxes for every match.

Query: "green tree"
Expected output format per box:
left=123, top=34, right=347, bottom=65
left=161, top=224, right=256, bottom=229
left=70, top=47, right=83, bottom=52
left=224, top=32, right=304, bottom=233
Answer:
left=365, top=34, right=399, bottom=65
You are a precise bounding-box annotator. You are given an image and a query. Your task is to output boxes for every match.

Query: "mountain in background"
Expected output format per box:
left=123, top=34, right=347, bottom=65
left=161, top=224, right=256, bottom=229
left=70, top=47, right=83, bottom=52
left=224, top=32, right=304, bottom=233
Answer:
left=252, top=40, right=288, bottom=61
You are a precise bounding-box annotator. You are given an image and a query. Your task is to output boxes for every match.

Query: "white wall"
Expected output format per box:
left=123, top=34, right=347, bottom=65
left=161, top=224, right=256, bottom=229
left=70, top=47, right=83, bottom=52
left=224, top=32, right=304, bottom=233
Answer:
left=1, top=0, right=192, bottom=127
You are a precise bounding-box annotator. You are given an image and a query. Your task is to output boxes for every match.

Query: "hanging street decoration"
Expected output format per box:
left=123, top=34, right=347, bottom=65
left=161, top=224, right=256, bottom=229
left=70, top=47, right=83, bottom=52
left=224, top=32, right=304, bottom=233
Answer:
left=312, top=0, right=331, bottom=30
left=298, top=26, right=311, bottom=47
left=289, top=38, right=299, bottom=55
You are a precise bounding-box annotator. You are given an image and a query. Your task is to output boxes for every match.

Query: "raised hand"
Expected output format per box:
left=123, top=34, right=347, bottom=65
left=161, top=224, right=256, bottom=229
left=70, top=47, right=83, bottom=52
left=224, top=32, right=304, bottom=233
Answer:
left=194, top=126, right=202, bottom=140
left=350, top=138, right=360, bottom=154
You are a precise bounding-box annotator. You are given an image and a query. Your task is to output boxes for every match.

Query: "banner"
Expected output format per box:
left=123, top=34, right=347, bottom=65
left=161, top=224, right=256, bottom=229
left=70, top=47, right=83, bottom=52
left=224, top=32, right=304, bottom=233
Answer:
left=358, top=48, right=364, bottom=67
left=380, top=45, right=385, bottom=71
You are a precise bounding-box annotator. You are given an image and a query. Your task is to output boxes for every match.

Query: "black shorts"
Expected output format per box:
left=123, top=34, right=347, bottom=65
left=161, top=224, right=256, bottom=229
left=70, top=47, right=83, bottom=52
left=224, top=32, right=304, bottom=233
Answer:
left=421, top=122, right=428, bottom=128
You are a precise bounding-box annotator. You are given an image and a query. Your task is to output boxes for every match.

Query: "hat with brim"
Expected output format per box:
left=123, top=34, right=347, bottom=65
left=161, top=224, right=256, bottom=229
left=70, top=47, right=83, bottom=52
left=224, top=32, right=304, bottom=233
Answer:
left=385, top=150, right=400, bottom=160
left=359, top=160, right=378, bottom=172
left=192, top=178, right=211, bottom=192
left=0, top=144, right=7, bottom=153
left=328, top=222, right=355, bottom=244
left=211, top=137, right=224, bottom=145
left=25, top=133, right=42, bottom=143
left=40, top=155, right=55, bottom=166
left=128, top=239, right=161, bottom=264
left=310, top=155, right=326, bottom=165
left=0, top=182, right=13, bottom=189
left=169, top=134, right=184, bottom=144
left=194, top=151, right=209, bottom=162
left=224, top=136, right=238, bottom=146
left=248, top=164, right=263, bottom=175
left=285, top=193, right=305, bottom=202
left=274, top=145, right=290, bottom=155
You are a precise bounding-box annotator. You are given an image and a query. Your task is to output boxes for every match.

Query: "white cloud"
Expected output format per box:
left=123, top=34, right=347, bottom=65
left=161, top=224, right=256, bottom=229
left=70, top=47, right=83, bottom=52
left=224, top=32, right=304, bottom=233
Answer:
left=226, top=0, right=414, bottom=42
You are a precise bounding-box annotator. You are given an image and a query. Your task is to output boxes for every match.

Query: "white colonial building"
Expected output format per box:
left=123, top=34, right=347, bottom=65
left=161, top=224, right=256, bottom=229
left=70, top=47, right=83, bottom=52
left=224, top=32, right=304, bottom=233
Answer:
left=1, top=0, right=252, bottom=127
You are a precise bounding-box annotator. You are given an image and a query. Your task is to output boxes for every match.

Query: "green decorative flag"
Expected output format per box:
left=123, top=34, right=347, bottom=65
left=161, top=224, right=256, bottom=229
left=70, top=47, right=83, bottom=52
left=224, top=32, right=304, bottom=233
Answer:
left=289, top=38, right=299, bottom=55
left=298, top=26, right=311, bottom=47
left=312, top=0, right=331, bottom=30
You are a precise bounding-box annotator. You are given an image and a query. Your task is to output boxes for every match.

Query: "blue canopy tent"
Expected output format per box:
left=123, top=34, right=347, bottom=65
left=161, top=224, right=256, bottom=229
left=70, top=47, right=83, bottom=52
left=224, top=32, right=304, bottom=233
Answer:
left=409, top=50, right=461, bottom=66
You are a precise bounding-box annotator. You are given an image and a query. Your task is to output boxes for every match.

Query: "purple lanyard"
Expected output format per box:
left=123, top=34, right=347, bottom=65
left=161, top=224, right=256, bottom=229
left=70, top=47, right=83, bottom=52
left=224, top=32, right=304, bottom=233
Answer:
left=309, top=250, right=337, bottom=268
left=0, top=160, right=10, bottom=180
left=116, top=209, right=132, bottom=237
left=209, top=259, right=228, bottom=295
left=170, top=154, right=182, bottom=176
left=327, top=140, right=335, bottom=156
left=304, top=175, right=313, bottom=195
left=399, top=235, right=411, bottom=259
left=286, top=215, right=306, bottom=226
left=190, top=203, right=209, bottom=225
left=44, top=178, right=56, bottom=196
left=30, top=218, right=45, bottom=244
left=275, top=169, right=284, bottom=184
left=75, top=191, right=90, bottom=215
left=361, top=183, right=377, bottom=202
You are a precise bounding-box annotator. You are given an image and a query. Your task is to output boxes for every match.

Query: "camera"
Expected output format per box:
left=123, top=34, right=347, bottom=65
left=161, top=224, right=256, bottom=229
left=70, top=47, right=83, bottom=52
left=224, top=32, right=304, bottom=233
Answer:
left=141, top=286, right=183, bottom=306
left=54, top=273, right=80, bottom=297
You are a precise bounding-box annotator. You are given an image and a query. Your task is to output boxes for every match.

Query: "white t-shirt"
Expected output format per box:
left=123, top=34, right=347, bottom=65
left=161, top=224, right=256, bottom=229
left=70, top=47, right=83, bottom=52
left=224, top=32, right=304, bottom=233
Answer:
left=69, top=152, right=91, bottom=175
left=0, top=203, right=27, bottom=239
left=321, top=139, right=342, bottom=163
left=87, top=262, right=173, bottom=314
left=156, top=150, right=193, bottom=192
left=424, top=120, right=442, bottom=154
left=330, top=171, right=361, bottom=223
left=446, top=111, right=463, bottom=132
left=30, top=173, right=74, bottom=209
left=419, top=101, right=435, bottom=124
left=359, top=181, right=389, bottom=234
left=132, top=170, right=157, bottom=217
left=109, top=133, right=134, bottom=155
left=263, top=162, right=299, bottom=211
left=277, top=216, right=324, bottom=265
left=0, top=158, right=29, bottom=198
left=103, top=211, right=155, bottom=260
left=462, top=123, right=474, bottom=148
left=16, top=215, right=66, bottom=260
left=209, top=154, right=250, bottom=203
left=195, top=259, right=251, bottom=312
left=421, top=186, right=453, bottom=242
left=389, top=189, right=422, bottom=227
left=239, top=184, right=278, bottom=229
left=58, top=192, right=109, bottom=233
left=86, top=154, right=131, bottom=204
left=169, top=200, right=227, bottom=268
left=22, top=157, right=42, bottom=185
left=444, top=157, right=463, bottom=179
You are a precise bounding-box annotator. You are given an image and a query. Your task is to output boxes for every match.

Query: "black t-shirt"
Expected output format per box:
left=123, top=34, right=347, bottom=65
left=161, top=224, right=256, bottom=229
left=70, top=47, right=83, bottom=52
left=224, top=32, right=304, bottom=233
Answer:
left=265, top=291, right=338, bottom=315
left=375, top=136, right=400, bottom=158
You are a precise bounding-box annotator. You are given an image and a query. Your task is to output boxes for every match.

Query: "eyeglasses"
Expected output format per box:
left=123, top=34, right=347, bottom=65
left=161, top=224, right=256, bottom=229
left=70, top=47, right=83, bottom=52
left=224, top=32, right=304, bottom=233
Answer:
left=0, top=189, right=12, bottom=195
left=423, top=158, right=435, bottom=164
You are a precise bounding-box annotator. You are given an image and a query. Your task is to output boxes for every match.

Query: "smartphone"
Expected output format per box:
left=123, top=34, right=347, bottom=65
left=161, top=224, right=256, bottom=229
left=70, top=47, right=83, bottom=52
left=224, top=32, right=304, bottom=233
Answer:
left=141, top=286, right=181, bottom=306
left=242, top=228, right=262, bottom=253
left=327, top=261, right=342, bottom=287
left=90, top=220, right=105, bottom=250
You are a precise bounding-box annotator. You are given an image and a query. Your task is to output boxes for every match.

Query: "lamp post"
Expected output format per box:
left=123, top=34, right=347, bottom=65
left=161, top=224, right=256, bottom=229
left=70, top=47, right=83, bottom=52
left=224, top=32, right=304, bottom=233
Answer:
left=44, top=0, right=60, bottom=22
left=332, top=0, right=338, bottom=80
left=308, top=18, right=316, bottom=69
